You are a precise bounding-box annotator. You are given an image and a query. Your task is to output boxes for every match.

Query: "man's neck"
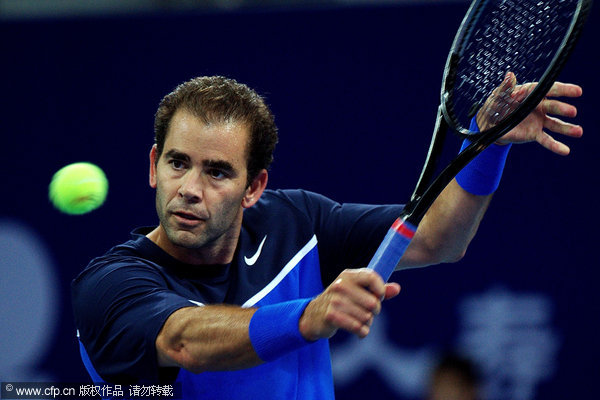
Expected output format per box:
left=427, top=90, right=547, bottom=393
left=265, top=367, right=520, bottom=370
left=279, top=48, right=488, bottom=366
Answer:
left=146, top=217, right=242, bottom=265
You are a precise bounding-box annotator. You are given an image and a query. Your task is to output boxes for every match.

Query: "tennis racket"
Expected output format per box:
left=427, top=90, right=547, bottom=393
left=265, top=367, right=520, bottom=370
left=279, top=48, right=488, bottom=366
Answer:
left=368, top=0, right=592, bottom=282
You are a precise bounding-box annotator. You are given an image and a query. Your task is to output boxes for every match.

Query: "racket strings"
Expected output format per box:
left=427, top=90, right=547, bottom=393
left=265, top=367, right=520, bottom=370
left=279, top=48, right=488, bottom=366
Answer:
left=452, top=0, right=578, bottom=132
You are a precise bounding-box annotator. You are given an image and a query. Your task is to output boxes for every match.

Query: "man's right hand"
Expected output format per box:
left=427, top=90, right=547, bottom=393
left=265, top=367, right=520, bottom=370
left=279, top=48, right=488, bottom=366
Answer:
left=298, top=268, right=401, bottom=341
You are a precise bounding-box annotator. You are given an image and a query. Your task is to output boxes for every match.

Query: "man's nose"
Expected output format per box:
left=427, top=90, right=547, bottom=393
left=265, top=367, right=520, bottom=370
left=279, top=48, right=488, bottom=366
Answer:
left=178, top=172, right=203, bottom=202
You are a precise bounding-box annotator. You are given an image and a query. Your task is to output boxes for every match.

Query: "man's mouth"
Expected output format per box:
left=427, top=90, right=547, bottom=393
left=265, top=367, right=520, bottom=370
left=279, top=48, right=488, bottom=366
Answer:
left=171, top=210, right=205, bottom=223
left=175, top=212, right=199, bottom=220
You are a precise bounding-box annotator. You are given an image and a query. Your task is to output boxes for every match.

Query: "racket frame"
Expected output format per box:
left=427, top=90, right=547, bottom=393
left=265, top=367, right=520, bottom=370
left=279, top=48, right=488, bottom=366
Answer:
left=405, top=0, right=592, bottom=227
left=368, top=0, right=592, bottom=281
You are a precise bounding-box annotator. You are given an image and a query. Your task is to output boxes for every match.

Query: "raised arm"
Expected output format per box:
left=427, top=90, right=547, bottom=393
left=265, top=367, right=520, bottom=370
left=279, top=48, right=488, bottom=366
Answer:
left=397, top=78, right=583, bottom=269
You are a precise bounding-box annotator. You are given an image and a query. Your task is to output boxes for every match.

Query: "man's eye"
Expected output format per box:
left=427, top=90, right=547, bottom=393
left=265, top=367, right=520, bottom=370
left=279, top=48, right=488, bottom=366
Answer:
left=169, top=160, right=186, bottom=170
left=208, top=169, right=226, bottom=180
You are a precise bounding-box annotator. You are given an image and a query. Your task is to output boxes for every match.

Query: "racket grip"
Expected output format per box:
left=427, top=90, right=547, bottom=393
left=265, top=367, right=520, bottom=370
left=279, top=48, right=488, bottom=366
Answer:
left=367, top=218, right=416, bottom=282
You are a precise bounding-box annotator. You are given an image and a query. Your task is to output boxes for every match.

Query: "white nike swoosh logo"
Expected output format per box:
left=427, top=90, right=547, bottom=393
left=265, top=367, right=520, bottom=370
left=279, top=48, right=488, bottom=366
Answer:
left=244, top=235, right=267, bottom=266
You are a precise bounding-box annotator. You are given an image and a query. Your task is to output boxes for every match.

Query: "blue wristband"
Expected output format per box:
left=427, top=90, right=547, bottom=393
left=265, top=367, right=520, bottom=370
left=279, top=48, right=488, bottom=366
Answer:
left=455, top=117, right=512, bottom=195
left=248, top=298, right=313, bottom=362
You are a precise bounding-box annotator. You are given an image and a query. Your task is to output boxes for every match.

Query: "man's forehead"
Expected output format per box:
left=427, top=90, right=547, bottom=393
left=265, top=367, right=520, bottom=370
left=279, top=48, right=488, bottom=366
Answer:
left=171, top=108, right=248, bottom=131
left=163, top=110, right=250, bottom=165
left=166, top=109, right=250, bottom=144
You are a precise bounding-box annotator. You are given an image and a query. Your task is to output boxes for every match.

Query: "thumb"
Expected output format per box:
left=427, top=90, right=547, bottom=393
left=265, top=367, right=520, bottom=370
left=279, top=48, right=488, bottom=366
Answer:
left=383, top=282, right=401, bottom=300
left=499, top=71, right=517, bottom=94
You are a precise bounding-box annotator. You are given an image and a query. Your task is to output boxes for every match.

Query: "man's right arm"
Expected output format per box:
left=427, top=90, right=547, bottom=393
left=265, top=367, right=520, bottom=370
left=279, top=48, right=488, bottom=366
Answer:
left=155, top=304, right=260, bottom=372
left=156, top=268, right=400, bottom=373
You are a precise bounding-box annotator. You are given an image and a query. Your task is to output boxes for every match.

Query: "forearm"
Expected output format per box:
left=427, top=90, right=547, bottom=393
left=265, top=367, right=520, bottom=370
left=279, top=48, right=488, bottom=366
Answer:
left=156, top=305, right=261, bottom=373
left=156, top=299, right=314, bottom=373
left=398, top=179, right=492, bottom=268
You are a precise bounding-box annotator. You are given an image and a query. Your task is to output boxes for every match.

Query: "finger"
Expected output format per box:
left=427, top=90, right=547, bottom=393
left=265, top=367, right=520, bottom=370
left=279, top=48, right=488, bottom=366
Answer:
left=510, top=84, right=530, bottom=103
left=494, top=71, right=516, bottom=97
left=333, top=299, right=376, bottom=328
left=330, top=275, right=382, bottom=314
left=543, top=115, right=583, bottom=138
left=383, top=283, right=401, bottom=300
left=502, top=71, right=517, bottom=91
left=542, top=99, right=578, bottom=118
left=513, top=81, right=537, bottom=96
left=350, top=268, right=386, bottom=299
left=547, top=82, right=583, bottom=98
left=535, top=131, right=570, bottom=156
left=325, top=305, right=372, bottom=338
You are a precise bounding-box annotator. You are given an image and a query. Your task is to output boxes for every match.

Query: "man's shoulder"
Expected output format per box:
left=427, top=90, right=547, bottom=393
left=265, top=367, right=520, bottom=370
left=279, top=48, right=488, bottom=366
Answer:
left=242, top=188, right=318, bottom=237
left=72, top=229, right=158, bottom=285
left=251, top=188, right=336, bottom=217
left=93, top=230, right=152, bottom=264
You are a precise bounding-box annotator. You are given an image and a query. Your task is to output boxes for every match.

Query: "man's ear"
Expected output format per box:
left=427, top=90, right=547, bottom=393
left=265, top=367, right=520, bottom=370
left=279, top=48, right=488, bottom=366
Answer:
left=242, top=169, right=268, bottom=209
left=149, top=144, right=158, bottom=189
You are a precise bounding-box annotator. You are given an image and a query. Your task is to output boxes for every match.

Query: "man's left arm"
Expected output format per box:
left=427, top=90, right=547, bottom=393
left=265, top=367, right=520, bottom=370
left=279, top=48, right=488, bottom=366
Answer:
left=398, top=81, right=583, bottom=269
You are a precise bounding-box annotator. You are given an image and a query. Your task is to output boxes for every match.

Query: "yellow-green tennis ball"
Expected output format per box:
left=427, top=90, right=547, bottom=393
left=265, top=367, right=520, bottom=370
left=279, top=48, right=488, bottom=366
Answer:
left=49, top=162, right=108, bottom=215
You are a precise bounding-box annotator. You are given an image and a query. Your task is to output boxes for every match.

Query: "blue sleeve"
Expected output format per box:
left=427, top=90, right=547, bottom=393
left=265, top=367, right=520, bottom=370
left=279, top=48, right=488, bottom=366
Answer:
left=71, top=257, right=194, bottom=383
left=274, top=190, right=404, bottom=285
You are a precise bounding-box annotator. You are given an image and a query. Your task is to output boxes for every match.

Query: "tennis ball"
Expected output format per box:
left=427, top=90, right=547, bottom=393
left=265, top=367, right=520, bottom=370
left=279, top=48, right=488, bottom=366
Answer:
left=49, top=162, right=108, bottom=215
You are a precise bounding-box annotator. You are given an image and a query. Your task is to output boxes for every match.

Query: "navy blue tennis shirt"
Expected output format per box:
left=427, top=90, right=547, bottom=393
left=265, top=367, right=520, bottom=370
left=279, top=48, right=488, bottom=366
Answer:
left=72, top=189, right=403, bottom=399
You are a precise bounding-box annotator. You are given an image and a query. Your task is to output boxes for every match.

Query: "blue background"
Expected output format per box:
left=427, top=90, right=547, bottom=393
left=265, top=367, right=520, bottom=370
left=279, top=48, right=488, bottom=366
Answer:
left=1, top=2, right=598, bottom=399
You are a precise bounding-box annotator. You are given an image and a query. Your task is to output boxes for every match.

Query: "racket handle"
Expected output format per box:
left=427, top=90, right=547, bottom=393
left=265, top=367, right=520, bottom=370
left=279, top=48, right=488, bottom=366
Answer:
left=367, top=218, right=416, bottom=282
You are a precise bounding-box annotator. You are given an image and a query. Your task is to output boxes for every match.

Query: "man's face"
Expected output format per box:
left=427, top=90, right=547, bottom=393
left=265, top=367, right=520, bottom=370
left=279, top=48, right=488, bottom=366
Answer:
left=149, top=109, right=252, bottom=260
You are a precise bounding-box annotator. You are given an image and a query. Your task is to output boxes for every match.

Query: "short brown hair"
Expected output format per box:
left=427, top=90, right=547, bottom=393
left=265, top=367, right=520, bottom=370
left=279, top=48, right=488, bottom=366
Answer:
left=154, top=76, right=278, bottom=185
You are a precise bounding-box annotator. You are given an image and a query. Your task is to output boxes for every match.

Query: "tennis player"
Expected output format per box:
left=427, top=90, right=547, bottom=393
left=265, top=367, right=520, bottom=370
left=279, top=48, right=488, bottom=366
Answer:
left=72, top=76, right=582, bottom=398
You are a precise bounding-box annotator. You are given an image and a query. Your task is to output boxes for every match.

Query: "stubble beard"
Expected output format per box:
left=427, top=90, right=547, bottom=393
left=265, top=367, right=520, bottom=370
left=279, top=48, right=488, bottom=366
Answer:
left=155, top=191, right=242, bottom=251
